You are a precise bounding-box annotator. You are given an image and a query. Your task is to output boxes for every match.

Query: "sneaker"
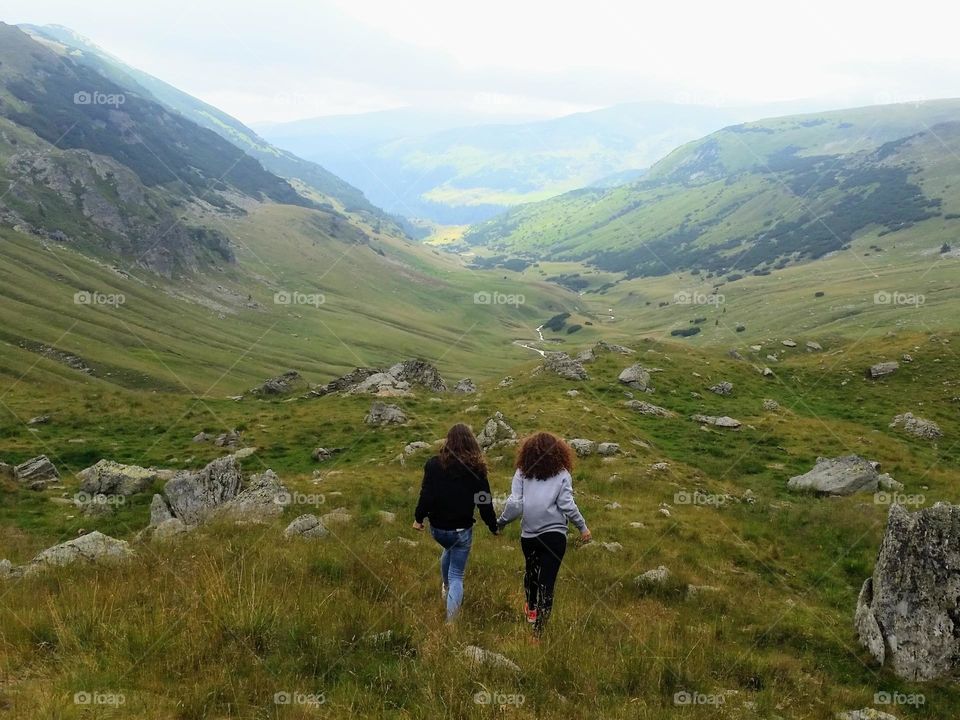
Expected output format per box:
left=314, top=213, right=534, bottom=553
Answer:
left=524, top=603, right=537, bottom=624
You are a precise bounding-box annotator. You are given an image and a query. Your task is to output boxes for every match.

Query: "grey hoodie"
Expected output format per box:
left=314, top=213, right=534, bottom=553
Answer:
left=498, top=468, right=587, bottom=538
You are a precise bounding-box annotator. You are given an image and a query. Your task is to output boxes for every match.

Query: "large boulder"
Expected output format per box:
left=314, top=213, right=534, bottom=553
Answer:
left=387, top=359, right=447, bottom=393
left=543, top=352, right=588, bottom=380
left=21, top=531, right=132, bottom=576
left=787, top=455, right=878, bottom=495
left=249, top=370, right=307, bottom=397
left=14, top=455, right=59, bottom=488
left=476, top=412, right=517, bottom=450
left=220, top=469, right=289, bottom=523
left=349, top=372, right=411, bottom=397
left=618, top=364, right=651, bottom=391
left=855, top=503, right=960, bottom=681
left=364, top=402, right=408, bottom=426
left=890, top=413, right=942, bottom=440
left=160, top=456, right=243, bottom=525
left=77, top=460, right=161, bottom=496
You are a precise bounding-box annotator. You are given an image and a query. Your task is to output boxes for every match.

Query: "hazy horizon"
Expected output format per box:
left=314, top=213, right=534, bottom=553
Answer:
left=6, top=0, right=960, bottom=125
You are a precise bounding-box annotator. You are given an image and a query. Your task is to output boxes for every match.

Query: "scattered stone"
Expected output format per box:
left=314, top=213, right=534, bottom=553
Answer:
left=902, top=353, right=914, bottom=363
left=377, top=510, right=396, bottom=524
left=867, top=361, right=899, bottom=379
left=214, top=430, right=242, bottom=448
left=782, top=339, right=797, bottom=348
left=543, top=352, right=589, bottom=380
left=618, top=363, right=651, bottom=391
left=387, top=359, right=447, bottom=393
left=497, top=376, right=514, bottom=388
left=312, top=447, right=342, bottom=462
left=349, top=372, right=411, bottom=397
left=623, top=400, right=674, bottom=418
left=606, top=501, right=622, bottom=510
left=0, top=559, right=12, bottom=579
left=761, top=367, right=774, bottom=377
left=365, top=402, right=408, bottom=426
left=708, top=381, right=733, bottom=396
left=686, top=585, right=719, bottom=598
left=403, top=441, right=432, bottom=456
left=27, top=415, right=50, bottom=426
left=569, top=439, right=597, bottom=457
left=566, top=389, right=579, bottom=397
left=387, top=536, right=418, bottom=548
left=890, top=413, right=942, bottom=440
left=629, top=521, right=646, bottom=529
left=762, top=399, right=780, bottom=411
left=650, top=462, right=670, bottom=472
left=636, top=565, right=671, bottom=585
left=463, top=645, right=521, bottom=672
left=476, top=412, right=517, bottom=450
left=597, top=442, right=620, bottom=456
left=321, top=507, right=352, bottom=525
left=806, top=341, right=823, bottom=352
left=787, top=455, right=879, bottom=495
left=692, top=414, right=742, bottom=429
left=14, top=456, right=59, bottom=487
left=77, top=460, right=160, bottom=496
left=728, top=349, right=745, bottom=361
left=659, top=507, right=671, bottom=517
left=877, top=473, right=903, bottom=492
left=453, top=378, right=477, bottom=394
left=192, top=432, right=212, bottom=443
left=284, top=514, right=328, bottom=539
left=220, top=469, right=289, bottom=523
left=249, top=370, right=307, bottom=397
left=21, top=531, right=132, bottom=576
left=836, top=710, right=898, bottom=720
left=856, top=503, right=960, bottom=681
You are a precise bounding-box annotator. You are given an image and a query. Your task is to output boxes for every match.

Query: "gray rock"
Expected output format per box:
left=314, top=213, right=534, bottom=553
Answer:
left=806, top=341, right=823, bottom=352
left=310, top=367, right=382, bottom=397
left=27, top=414, right=50, bottom=425
left=284, top=514, right=329, bottom=539
left=636, top=565, right=671, bottom=585
left=387, top=359, right=447, bottom=393
left=0, top=558, right=12, bottom=579
left=692, top=414, right=742, bottom=429
left=214, top=430, right=242, bottom=448
left=22, top=531, right=132, bottom=576
left=868, top=361, right=899, bottom=379
left=836, top=710, right=899, bottom=720
left=761, top=367, right=774, bottom=377
left=597, top=442, right=620, bottom=456
left=762, top=399, right=780, bottom=411
left=497, top=376, right=514, bottom=388
left=249, top=370, right=306, bottom=397
left=377, top=510, right=396, bottom=524
left=855, top=503, right=960, bottom=681
left=77, top=460, right=160, bottom=496
left=152, top=518, right=190, bottom=541
left=463, top=645, right=521, bottom=672
left=476, top=412, right=517, bottom=450
left=365, top=402, right=408, bottom=426
left=787, top=455, right=879, bottom=495
left=162, top=456, right=243, bottom=525
left=453, top=378, right=477, bottom=394
left=0, top=462, right=13, bottom=480
left=708, top=381, right=734, bottom=396
left=543, top=352, right=588, bottom=380
left=403, top=441, right=432, bottom=456
left=312, top=447, right=341, bottom=462
left=569, top=439, right=597, bottom=457
left=320, top=507, right=352, bottom=525
left=348, top=372, right=410, bottom=397
left=149, top=494, right=174, bottom=525
left=618, top=363, right=651, bottom=391
left=782, top=339, right=798, bottom=348
left=623, top=400, right=673, bottom=417
left=14, top=455, right=59, bottom=486
left=890, top=413, right=942, bottom=440
left=220, top=469, right=288, bottom=523
left=877, top=473, right=904, bottom=492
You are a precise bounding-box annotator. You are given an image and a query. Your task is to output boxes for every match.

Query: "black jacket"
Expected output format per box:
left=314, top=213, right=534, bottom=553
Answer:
left=414, top=455, right=498, bottom=533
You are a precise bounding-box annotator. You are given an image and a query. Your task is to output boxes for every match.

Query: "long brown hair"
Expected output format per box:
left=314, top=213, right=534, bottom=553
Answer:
left=440, top=423, right=486, bottom=474
left=516, top=432, right=574, bottom=480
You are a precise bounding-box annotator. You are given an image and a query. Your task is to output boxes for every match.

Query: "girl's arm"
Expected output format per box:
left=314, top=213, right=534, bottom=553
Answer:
left=497, top=469, right=524, bottom=527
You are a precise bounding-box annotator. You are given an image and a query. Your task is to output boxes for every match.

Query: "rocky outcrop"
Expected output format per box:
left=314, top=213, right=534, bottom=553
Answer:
left=868, top=362, right=899, bottom=379
left=314, top=360, right=446, bottom=397
left=855, top=503, right=960, bottom=681
left=20, top=531, right=133, bottom=576
left=348, top=372, right=412, bottom=397
left=14, top=455, right=59, bottom=488
left=618, top=364, right=651, bottom=391
left=156, top=456, right=243, bottom=525
left=249, top=370, right=307, bottom=397
left=787, top=455, right=879, bottom=495
left=310, top=367, right=381, bottom=397
left=890, top=413, right=942, bottom=440
left=77, top=460, right=162, bottom=496
left=387, top=360, right=447, bottom=393
left=220, top=470, right=288, bottom=523
left=692, top=414, right=742, bottom=429
left=623, top=400, right=674, bottom=418
left=364, top=402, right=408, bottom=426
left=543, top=352, right=588, bottom=380
left=476, top=412, right=517, bottom=450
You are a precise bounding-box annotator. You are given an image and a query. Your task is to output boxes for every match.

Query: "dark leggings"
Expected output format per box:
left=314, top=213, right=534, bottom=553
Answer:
left=521, top=531, right=567, bottom=635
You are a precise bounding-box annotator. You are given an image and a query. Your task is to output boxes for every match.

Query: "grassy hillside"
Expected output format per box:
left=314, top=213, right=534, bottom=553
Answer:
left=1, top=331, right=958, bottom=718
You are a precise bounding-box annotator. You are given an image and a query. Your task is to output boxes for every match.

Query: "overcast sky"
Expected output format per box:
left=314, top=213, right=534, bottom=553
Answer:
left=6, top=0, right=960, bottom=124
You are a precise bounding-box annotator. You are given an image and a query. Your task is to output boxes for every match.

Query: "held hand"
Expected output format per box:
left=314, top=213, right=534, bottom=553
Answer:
left=412, top=521, right=424, bottom=531
left=580, top=528, right=592, bottom=544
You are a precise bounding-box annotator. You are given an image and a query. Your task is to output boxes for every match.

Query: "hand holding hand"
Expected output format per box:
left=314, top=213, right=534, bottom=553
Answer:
left=580, top=528, right=592, bottom=544
left=412, top=521, right=424, bottom=531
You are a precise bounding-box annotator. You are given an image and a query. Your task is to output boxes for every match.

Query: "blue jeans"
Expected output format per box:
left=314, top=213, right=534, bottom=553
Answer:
left=430, top=526, right=473, bottom=620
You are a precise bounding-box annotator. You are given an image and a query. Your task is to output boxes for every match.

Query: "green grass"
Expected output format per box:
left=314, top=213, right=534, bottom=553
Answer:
left=1, top=330, right=958, bottom=718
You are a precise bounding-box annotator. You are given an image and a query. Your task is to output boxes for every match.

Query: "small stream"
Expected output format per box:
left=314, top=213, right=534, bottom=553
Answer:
left=514, top=324, right=547, bottom=357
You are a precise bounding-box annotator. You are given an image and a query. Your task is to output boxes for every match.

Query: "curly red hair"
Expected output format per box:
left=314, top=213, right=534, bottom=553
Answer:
left=515, top=432, right=574, bottom=480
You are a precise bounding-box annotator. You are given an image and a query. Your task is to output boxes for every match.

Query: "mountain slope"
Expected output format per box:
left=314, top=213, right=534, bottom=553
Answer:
left=259, top=103, right=798, bottom=224
left=20, top=23, right=392, bottom=224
